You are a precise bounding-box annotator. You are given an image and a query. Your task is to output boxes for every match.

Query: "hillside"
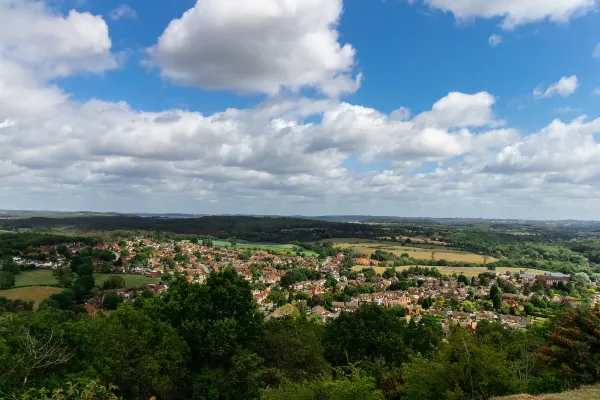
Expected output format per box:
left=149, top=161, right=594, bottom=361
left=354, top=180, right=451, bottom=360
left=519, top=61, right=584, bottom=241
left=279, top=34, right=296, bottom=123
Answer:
left=0, top=215, right=382, bottom=242
left=493, top=385, right=600, bottom=400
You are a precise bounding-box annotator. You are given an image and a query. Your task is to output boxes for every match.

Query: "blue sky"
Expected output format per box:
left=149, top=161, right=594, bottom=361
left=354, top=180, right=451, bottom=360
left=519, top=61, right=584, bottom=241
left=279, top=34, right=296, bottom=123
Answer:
left=1, top=0, right=600, bottom=218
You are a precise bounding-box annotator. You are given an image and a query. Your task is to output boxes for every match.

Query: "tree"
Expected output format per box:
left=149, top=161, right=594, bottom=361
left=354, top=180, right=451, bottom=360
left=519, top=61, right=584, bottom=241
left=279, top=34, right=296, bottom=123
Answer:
left=0, top=271, right=15, bottom=289
left=539, top=306, right=600, bottom=389
left=228, top=237, right=237, bottom=247
left=262, top=317, right=330, bottom=382
left=49, top=290, right=75, bottom=310
left=493, top=293, right=502, bottom=309
left=19, top=380, right=120, bottom=400
left=267, top=287, right=288, bottom=307
left=103, top=292, right=124, bottom=310
left=490, top=284, right=500, bottom=300
left=101, top=262, right=112, bottom=274
left=54, top=266, right=74, bottom=288
left=103, top=275, right=126, bottom=290
left=462, top=300, right=475, bottom=313
left=1, top=259, right=21, bottom=275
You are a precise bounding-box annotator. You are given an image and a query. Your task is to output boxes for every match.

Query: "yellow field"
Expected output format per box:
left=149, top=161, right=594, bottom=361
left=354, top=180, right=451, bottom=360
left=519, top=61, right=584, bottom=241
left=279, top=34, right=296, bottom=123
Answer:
left=0, top=286, right=63, bottom=310
left=352, top=265, right=545, bottom=278
left=494, top=384, right=600, bottom=400
left=329, top=239, right=496, bottom=264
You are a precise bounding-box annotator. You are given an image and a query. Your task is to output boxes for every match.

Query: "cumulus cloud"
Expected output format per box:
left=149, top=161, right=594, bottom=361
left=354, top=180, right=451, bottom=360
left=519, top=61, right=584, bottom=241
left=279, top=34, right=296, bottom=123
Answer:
left=534, top=75, right=579, bottom=99
left=0, top=0, right=118, bottom=78
left=488, top=34, right=502, bottom=47
left=146, top=0, right=359, bottom=96
left=420, top=0, right=595, bottom=29
left=109, top=4, right=137, bottom=21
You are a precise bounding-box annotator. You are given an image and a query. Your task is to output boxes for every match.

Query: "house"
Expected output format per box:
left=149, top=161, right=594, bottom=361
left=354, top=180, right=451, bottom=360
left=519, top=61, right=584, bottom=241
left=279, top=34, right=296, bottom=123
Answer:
left=520, top=270, right=536, bottom=283
left=537, top=272, right=570, bottom=286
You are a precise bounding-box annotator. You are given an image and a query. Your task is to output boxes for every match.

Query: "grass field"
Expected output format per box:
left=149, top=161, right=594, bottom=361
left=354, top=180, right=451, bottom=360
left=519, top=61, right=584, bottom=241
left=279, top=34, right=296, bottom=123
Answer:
left=15, top=269, right=58, bottom=287
left=352, top=265, right=545, bottom=278
left=212, top=240, right=319, bottom=256
left=94, top=274, right=161, bottom=289
left=13, top=269, right=160, bottom=290
left=328, top=239, right=496, bottom=264
left=493, top=384, right=600, bottom=399
left=0, top=286, right=63, bottom=310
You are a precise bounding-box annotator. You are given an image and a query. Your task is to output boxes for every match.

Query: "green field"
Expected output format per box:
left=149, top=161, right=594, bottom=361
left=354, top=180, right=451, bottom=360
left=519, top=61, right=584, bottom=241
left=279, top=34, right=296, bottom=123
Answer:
left=93, top=274, right=161, bottom=289
left=352, top=265, right=546, bottom=278
left=13, top=269, right=160, bottom=290
left=0, top=286, right=63, bottom=310
left=15, top=269, right=58, bottom=287
left=212, top=240, right=319, bottom=256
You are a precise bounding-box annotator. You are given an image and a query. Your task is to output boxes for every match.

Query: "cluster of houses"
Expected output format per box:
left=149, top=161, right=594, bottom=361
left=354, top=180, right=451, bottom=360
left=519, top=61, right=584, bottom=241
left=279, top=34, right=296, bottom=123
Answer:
left=11, top=237, right=597, bottom=328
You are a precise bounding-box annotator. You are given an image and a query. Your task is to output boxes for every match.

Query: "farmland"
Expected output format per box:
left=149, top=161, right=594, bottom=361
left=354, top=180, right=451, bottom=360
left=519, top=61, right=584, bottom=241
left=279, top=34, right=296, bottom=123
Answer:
left=327, top=239, right=496, bottom=264
left=352, top=265, right=546, bottom=277
left=0, top=286, right=63, bottom=309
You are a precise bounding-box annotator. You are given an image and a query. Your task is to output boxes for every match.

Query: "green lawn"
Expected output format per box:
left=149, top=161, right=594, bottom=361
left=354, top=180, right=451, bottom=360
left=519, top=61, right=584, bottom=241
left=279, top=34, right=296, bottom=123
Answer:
left=13, top=269, right=160, bottom=290
left=93, top=274, right=161, bottom=289
left=15, top=269, right=58, bottom=287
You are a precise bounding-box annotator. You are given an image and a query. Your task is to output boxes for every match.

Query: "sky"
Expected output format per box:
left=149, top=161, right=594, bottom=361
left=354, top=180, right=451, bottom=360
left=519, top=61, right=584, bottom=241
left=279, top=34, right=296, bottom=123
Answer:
left=1, top=0, right=600, bottom=219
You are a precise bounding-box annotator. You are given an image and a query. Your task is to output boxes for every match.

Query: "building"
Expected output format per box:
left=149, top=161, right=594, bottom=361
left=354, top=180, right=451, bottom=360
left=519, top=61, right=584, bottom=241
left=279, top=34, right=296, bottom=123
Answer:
left=537, top=272, right=570, bottom=286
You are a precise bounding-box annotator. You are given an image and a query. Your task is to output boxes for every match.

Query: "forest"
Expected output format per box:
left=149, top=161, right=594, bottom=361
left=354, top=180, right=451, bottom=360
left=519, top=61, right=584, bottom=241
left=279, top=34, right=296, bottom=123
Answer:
left=0, top=269, right=598, bottom=400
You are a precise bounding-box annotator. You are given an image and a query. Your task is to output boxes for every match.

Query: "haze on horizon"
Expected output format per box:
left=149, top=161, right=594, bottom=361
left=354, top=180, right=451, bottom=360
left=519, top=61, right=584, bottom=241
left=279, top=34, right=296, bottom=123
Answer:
left=1, top=0, right=600, bottom=220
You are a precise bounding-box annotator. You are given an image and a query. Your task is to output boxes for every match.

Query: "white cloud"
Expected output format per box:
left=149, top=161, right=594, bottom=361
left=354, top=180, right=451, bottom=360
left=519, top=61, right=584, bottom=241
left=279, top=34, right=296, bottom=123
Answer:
left=534, top=75, right=579, bottom=99
left=109, top=4, right=137, bottom=21
left=593, top=43, right=600, bottom=59
left=413, top=92, right=501, bottom=128
left=488, top=34, right=502, bottom=47
left=594, top=88, right=600, bottom=96
left=421, top=0, right=596, bottom=29
left=147, top=0, right=358, bottom=96
left=0, top=0, right=118, bottom=78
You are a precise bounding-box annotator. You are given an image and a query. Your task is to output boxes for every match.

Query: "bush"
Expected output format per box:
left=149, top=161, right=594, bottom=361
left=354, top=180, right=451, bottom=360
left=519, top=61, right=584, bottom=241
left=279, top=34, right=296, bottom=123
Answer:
left=0, top=271, right=15, bottom=289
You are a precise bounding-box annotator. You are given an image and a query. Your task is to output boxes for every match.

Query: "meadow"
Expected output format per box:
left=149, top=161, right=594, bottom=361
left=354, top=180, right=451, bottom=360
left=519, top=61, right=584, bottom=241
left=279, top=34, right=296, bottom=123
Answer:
left=15, top=269, right=58, bottom=287
left=352, top=265, right=546, bottom=278
left=0, top=286, right=63, bottom=310
left=212, top=240, right=319, bottom=256
left=327, top=239, right=496, bottom=264
left=93, top=273, right=161, bottom=289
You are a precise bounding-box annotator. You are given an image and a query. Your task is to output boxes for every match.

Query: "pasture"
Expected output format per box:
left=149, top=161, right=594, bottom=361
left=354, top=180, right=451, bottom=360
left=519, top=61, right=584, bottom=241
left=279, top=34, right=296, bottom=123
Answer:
left=15, top=269, right=58, bottom=287
left=328, top=239, right=496, bottom=264
left=213, top=240, right=319, bottom=256
left=93, top=274, right=161, bottom=289
left=0, top=286, right=63, bottom=310
left=352, top=265, right=545, bottom=278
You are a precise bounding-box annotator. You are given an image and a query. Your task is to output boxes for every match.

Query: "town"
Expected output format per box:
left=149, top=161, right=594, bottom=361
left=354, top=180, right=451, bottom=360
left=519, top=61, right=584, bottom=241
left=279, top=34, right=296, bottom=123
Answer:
left=9, top=236, right=598, bottom=331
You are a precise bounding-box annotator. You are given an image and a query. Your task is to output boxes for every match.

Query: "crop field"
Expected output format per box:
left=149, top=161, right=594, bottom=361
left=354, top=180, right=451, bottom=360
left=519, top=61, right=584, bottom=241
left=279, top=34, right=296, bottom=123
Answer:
left=0, top=286, right=63, bottom=310
left=352, top=265, right=545, bottom=278
left=328, top=239, right=496, bottom=264
left=93, top=274, right=161, bottom=289
left=15, top=269, right=58, bottom=287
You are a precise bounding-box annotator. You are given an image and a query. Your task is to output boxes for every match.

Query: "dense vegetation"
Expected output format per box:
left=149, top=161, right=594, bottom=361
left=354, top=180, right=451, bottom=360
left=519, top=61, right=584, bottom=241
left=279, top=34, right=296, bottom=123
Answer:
left=0, top=268, right=599, bottom=400
left=1, top=216, right=382, bottom=243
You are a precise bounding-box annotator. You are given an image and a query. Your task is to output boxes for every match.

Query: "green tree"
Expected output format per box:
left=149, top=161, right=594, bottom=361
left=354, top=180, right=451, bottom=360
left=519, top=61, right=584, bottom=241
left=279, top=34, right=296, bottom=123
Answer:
left=103, top=275, right=126, bottom=290
left=0, top=271, right=15, bottom=289
left=262, top=317, right=330, bottom=382
left=103, top=292, right=124, bottom=310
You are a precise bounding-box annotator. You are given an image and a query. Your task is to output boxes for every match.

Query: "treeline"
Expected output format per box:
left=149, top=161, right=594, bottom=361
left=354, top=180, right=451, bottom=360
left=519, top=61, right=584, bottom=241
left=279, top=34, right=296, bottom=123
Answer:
left=1, top=269, right=600, bottom=400
left=2, top=216, right=383, bottom=243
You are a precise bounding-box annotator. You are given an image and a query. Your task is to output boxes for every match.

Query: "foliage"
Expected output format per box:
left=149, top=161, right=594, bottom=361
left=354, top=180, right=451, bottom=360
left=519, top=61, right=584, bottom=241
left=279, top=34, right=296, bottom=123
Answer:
left=0, top=271, right=16, bottom=289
